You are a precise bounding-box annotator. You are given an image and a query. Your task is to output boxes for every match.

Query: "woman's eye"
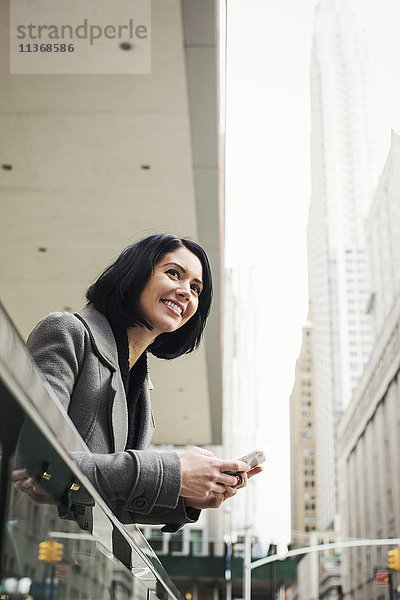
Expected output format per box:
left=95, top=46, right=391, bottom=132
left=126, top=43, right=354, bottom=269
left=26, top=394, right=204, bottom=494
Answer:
left=191, top=284, right=201, bottom=295
left=167, top=268, right=179, bottom=278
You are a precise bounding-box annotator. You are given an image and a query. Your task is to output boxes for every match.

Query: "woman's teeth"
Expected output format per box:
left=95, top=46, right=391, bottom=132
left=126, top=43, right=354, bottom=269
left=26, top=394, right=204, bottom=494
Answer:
left=162, top=300, right=182, bottom=314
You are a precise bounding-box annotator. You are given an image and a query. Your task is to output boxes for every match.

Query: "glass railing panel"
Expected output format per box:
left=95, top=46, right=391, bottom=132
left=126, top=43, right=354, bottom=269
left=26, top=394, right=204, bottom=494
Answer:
left=0, top=383, right=128, bottom=600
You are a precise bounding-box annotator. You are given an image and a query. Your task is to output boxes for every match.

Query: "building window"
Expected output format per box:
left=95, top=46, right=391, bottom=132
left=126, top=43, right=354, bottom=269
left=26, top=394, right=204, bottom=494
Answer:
left=190, top=530, right=204, bottom=556
left=148, top=528, right=163, bottom=553
left=170, top=530, right=184, bottom=554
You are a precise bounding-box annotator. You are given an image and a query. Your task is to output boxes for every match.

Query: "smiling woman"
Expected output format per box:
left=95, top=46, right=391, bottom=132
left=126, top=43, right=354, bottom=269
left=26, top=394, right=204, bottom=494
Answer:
left=21, top=234, right=261, bottom=541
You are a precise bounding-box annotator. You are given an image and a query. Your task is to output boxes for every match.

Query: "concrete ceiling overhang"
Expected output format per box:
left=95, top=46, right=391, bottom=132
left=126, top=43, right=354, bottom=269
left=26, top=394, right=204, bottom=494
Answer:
left=0, top=0, right=224, bottom=445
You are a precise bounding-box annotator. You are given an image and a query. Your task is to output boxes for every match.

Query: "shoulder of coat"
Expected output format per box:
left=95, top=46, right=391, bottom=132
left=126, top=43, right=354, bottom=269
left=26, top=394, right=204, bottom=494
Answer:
left=33, top=311, right=86, bottom=335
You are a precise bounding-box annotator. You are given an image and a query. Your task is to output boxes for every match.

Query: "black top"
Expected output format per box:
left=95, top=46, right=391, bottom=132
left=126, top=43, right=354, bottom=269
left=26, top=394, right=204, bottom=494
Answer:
left=110, top=323, right=148, bottom=450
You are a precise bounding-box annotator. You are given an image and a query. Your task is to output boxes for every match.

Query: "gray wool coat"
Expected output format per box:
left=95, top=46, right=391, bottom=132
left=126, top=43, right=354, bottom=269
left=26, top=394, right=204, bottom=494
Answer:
left=27, top=303, right=199, bottom=531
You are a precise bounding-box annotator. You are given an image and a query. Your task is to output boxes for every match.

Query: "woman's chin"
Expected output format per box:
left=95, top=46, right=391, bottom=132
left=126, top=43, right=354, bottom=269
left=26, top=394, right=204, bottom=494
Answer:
left=152, top=318, right=182, bottom=336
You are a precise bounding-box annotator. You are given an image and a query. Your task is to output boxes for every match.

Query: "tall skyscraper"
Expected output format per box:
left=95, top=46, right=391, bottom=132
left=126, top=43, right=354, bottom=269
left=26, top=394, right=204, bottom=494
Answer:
left=307, top=0, right=377, bottom=531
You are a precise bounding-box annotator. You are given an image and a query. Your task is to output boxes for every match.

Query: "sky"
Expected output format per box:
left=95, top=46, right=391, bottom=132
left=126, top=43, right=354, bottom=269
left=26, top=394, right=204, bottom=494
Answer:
left=225, top=0, right=400, bottom=545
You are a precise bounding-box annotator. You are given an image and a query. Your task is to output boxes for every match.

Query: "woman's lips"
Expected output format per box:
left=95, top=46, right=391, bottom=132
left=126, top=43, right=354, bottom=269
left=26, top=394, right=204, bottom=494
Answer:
left=161, top=299, right=183, bottom=317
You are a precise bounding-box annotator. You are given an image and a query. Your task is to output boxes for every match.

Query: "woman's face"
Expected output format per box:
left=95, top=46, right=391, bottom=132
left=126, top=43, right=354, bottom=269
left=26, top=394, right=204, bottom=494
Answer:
left=138, top=246, right=204, bottom=336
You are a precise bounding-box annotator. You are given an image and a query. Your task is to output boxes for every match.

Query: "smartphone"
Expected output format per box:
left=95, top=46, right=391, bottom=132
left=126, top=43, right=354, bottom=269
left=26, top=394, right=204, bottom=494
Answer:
left=224, top=449, right=266, bottom=475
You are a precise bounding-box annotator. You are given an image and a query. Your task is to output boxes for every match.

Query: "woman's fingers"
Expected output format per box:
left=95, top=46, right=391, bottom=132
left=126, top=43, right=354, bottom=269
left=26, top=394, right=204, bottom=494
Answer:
left=223, top=485, right=238, bottom=499
left=224, top=464, right=263, bottom=491
left=234, top=472, right=248, bottom=489
left=12, top=469, right=57, bottom=505
left=233, top=465, right=263, bottom=489
left=218, top=459, right=250, bottom=487
left=15, top=476, right=36, bottom=492
left=217, top=472, right=243, bottom=487
left=221, top=459, right=250, bottom=475
left=212, top=486, right=238, bottom=507
left=11, top=468, right=29, bottom=482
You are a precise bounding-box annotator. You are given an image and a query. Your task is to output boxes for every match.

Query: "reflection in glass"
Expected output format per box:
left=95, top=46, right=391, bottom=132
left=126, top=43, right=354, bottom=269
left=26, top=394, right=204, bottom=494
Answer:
left=0, top=385, right=144, bottom=600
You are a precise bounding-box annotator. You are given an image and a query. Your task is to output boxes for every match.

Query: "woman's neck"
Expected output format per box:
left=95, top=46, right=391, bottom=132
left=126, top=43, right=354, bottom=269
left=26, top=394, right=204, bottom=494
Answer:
left=126, top=325, right=156, bottom=369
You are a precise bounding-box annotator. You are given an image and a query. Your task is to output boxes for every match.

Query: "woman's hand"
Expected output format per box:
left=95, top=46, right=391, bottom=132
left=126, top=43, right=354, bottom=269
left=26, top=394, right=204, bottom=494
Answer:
left=183, top=461, right=264, bottom=510
left=11, top=469, right=57, bottom=505
left=184, top=484, right=239, bottom=510
left=178, top=447, right=250, bottom=499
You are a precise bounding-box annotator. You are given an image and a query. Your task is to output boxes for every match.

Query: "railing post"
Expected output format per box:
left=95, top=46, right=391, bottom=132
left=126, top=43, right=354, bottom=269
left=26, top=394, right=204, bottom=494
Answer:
left=243, top=530, right=251, bottom=600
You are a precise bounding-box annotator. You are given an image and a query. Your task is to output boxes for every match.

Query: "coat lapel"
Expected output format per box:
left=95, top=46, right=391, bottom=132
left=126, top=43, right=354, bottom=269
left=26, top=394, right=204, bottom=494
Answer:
left=75, top=305, right=128, bottom=452
left=134, top=374, right=156, bottom=449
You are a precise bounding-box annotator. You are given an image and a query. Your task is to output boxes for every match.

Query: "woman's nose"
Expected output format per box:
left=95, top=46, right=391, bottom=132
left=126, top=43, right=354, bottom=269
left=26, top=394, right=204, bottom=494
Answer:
left=176, top=281, right=191, bottom=299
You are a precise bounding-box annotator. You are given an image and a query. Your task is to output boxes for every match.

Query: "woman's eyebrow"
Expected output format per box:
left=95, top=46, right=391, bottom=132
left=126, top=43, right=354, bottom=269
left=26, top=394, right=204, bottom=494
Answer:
left=162, top=262, right=203, bottom=287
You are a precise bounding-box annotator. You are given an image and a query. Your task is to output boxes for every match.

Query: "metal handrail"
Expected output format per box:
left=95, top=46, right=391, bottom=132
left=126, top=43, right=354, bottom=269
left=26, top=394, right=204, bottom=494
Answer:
left=0, top=301, right=183, bottom=600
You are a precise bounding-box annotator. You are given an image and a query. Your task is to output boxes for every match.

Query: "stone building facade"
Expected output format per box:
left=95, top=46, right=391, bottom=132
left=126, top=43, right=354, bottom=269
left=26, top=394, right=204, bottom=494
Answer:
left=339, top=132, right=400, bottom=598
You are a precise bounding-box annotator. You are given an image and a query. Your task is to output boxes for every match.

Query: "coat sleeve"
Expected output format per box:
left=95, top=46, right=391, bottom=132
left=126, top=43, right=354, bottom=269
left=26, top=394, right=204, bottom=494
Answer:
left=26, top=312, right=199, bottom=529
left=72, top=451, right=200, bottom=531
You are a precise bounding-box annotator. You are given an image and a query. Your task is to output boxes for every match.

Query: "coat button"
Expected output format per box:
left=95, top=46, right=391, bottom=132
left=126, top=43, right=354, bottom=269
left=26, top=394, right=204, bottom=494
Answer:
left=133, top=496, right=147, bottom=510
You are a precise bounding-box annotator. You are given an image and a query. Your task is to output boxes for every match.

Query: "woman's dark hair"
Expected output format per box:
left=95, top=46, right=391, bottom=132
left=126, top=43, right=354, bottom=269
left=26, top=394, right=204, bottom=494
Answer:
left=86, top=234, right=213, bottom=359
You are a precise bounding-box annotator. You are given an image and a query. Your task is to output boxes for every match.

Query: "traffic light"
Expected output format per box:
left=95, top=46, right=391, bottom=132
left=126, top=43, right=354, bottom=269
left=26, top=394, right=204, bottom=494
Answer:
left=38, top=540, right=64, bottom=563
left=52, top=542, right=64, bottom=562
left=387, top=548, right=400, bottom=570
left=38, top=541, right=53, bottom=562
